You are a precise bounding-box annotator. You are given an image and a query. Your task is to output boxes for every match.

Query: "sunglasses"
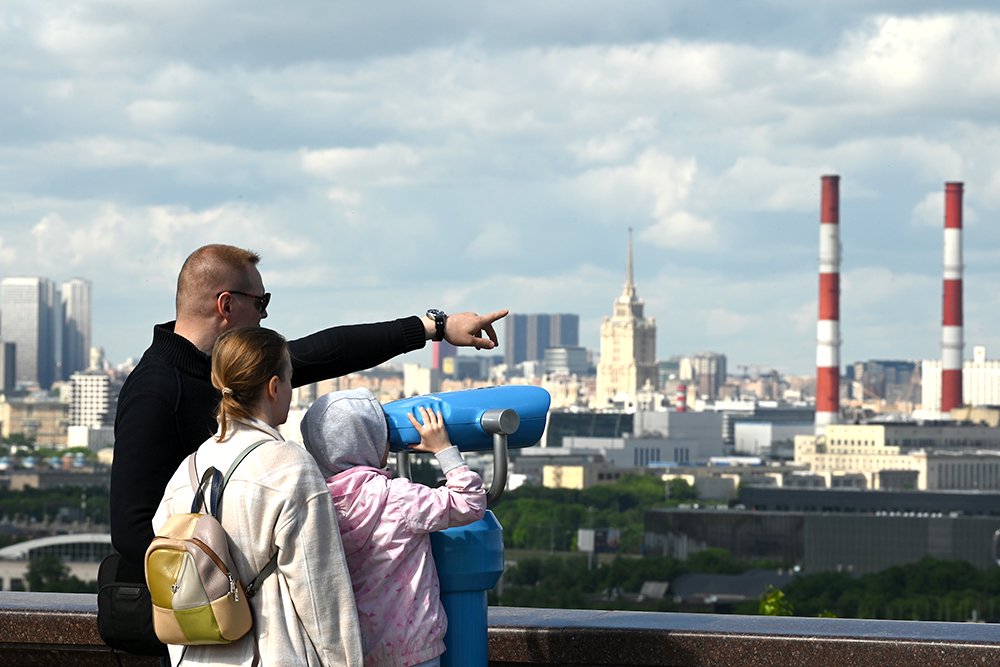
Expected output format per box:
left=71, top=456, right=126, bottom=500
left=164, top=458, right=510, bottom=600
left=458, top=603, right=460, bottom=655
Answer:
left=218, top=290, right=271, bottom=315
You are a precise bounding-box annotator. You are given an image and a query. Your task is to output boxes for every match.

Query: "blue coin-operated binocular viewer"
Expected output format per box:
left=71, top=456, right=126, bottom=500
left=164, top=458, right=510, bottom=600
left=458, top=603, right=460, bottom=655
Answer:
left=383, top=385, right=551, bottom=666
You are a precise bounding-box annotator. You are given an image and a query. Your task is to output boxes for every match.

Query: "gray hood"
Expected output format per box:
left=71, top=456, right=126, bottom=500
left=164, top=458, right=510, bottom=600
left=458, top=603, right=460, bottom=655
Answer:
left=300, top=388, right=389, bottom=478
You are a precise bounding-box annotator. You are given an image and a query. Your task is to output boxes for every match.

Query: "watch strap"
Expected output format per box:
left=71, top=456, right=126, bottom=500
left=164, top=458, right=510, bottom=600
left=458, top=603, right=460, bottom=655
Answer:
left=427, top=309, right=447, bottom=342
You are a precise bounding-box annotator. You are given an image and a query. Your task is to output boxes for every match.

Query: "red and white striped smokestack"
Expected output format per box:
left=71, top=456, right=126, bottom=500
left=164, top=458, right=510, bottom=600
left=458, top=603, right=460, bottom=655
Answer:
left=816, top=175, right=841, bottom=433
left=941, top=181, right=964, bottom=414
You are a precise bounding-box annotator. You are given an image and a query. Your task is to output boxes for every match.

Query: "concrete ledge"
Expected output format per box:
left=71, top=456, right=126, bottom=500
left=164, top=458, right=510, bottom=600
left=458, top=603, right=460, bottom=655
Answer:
left=487, top=607, right=1000, bottom=666
left=2, top=592, right=999, bottom=666
left=0, top=592, right=155, bottom=666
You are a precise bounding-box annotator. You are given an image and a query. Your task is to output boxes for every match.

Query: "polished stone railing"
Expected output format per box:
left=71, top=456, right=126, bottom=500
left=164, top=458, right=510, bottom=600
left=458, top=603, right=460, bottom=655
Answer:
left=2, top=592, right=999, bottom=666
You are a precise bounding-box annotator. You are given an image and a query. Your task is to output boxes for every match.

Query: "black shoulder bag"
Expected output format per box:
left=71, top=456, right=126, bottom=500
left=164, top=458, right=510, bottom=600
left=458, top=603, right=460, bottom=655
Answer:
left=97, top=552, right=168, bottom=657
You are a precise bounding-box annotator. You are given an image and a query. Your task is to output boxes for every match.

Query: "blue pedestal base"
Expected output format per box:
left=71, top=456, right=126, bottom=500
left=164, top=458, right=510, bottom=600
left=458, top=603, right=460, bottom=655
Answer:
left=431, top=511, right=504, bottom=667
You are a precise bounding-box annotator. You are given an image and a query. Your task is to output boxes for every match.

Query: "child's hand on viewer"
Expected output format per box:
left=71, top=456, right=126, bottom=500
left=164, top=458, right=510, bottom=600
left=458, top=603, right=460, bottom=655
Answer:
left=406, top=406, right=452, bottom=455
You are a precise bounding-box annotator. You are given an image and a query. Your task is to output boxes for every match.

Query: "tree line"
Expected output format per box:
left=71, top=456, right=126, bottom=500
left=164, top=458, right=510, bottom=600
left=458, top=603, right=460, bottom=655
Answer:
left=491, top=474, right=695, bottom=553
left=0, top=485, right=108, bottom=542
left=757, top=557, right=1000, bottom=621
left=492, top=549, right=1000, bottom=622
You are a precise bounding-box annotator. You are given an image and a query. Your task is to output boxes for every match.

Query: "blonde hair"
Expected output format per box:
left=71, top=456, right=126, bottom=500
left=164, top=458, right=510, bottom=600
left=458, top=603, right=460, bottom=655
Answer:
left=211, top=326, right=289, bottom=440
left=176, top=244, right=261, bottom=319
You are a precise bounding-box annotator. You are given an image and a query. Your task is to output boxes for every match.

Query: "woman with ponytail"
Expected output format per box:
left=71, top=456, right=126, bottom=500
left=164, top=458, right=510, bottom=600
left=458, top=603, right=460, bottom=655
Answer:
left=152, top=326, right=362, bottom=666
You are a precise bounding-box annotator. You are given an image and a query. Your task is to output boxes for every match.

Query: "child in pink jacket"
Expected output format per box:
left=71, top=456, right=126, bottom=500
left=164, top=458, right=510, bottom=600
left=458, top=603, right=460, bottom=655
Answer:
left=301, top=388, right=486, bottom=667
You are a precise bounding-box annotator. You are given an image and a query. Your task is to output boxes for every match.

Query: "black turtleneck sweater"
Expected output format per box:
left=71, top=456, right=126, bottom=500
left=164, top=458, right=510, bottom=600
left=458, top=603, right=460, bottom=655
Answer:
left=109, top=318, right=426, bottom=579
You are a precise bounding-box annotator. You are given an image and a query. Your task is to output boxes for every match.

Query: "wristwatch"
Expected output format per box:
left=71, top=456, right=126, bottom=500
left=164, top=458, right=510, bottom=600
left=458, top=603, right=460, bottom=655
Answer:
left=426, top=309, right=447, bottom=342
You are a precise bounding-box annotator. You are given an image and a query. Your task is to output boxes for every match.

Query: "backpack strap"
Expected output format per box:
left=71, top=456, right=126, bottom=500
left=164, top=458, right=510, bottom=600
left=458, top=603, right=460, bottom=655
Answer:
left=222, top=439, right=272, bottom=486
left=214, top=438, right=277, bottom=667
left=187, top=453, right=199, bottom=491
left=187, top=451, right=223, bottom=515
left=213, top=439, right=280, bottom=597
left=245, top=551, right=278, bottom=598
left=184, top=439, right=271, bottom=519
left=216, top=439, right=272, bottom=514
left=190, top=467, right=222, bottom=515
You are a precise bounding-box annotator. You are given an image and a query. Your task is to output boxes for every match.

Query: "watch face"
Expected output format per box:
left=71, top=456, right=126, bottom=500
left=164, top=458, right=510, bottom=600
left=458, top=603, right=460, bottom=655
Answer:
left=427, top=309, right=446, bottom=341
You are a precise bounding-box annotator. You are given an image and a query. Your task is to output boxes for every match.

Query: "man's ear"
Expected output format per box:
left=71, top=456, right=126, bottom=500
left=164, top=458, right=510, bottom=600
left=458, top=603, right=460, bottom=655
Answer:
left=216, top=293, right=232, bottom=318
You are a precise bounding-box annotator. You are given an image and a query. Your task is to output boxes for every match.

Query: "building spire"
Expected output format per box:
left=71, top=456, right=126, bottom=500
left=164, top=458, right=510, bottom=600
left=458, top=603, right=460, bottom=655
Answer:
left=615, top=227, right=642, bottom=316
left=625, top=226, right=635, bottom=298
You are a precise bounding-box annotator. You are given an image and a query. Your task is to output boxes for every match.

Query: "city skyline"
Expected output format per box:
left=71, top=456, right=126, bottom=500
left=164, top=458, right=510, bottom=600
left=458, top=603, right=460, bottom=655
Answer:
left=4, top=4, right=1000, bottom=374
left=0, top=276, right=93, bottom=389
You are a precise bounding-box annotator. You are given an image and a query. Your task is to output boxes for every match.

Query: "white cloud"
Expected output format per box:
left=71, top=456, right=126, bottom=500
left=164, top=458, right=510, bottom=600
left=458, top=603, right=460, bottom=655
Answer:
left=842, top=266, right=930, bottom=307
left=911, top=191, right=942, bottom=228
left=704, top=307, right=754, bottom=337
left=5, top=136, right=229, bottom=170
left=641, top=211, right=717, bottom=250
left=570, top=118, right=658, bottom=166
left=467, top=226, right=522, bottom=261
left=838, top=13, right=1000, bottom=107
left=709, top=158, right=827, bottom=212
left=5, top=201, right=312, bottom=292
left=326, top=188, right=362, bottom=207
left=572, top=149, right=718, bottom=249
left=16, top=205, right=178, bottom=296
left=300, top=144, right=424, bottom=186
left=789, top=301, right=817, bottom=339
left=126, top=100, right=187, bottom=128
left=35, top=6, right=134, bottom=58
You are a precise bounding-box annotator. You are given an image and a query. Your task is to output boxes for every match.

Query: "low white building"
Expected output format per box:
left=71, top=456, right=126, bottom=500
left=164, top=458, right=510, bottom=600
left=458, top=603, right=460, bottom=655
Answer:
left=564, top=410, right=725, bottom=466
left=403, top=363, right=439, bottom=396
left=0, top=534, right=112, bottom=591
left=734, top=422, right=813, bottom=457
left=912, top=449, right=1000, bottom=491
left=66, top=425, right=114, bottom=452
left=795, top=422, right=1000, bottom=490
left=921, top=345, right=1000, bottom=411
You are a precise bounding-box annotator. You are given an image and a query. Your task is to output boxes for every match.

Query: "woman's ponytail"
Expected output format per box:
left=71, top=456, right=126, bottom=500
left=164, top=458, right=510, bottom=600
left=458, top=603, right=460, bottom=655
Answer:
left=211, top=327, right=289, bottom=440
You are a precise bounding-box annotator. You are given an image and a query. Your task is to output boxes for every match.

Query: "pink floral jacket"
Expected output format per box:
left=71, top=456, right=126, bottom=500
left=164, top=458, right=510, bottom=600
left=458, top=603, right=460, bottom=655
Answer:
left=326, top=464, right=485, bottom=667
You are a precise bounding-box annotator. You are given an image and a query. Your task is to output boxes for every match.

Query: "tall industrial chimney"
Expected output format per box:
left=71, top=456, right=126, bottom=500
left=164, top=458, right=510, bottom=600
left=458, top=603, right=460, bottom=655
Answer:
left=941, top=182, right=964, bottom=414
left=816, top=175, right=841, bottom=433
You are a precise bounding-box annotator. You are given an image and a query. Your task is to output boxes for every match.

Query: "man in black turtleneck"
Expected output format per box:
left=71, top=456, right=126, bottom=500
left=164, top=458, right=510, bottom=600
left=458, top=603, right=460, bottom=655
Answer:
left=105, top=243, right=506, bottom=655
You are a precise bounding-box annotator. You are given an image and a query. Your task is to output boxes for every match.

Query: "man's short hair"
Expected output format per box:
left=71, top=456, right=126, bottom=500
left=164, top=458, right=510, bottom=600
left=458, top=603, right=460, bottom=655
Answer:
left=176, top=244, right=261, bottom=319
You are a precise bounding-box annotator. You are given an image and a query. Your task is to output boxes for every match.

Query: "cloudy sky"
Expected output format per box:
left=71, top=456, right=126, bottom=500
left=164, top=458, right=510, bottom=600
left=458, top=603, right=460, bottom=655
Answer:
left=3, top=1, right=1000, bottom=376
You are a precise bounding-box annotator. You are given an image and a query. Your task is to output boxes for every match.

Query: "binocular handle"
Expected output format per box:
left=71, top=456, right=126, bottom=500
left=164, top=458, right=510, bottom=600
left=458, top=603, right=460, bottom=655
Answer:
left=396, top=408, right=519, bottom=508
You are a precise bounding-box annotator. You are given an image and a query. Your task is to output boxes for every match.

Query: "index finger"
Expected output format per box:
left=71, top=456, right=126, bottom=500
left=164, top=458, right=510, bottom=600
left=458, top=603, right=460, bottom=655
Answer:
left=480, top=309, right=509, bottom=325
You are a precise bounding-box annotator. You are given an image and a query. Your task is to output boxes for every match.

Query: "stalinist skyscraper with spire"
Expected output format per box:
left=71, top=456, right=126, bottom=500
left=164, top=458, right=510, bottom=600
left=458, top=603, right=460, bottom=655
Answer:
left=594, top=229, right=658, bottom=408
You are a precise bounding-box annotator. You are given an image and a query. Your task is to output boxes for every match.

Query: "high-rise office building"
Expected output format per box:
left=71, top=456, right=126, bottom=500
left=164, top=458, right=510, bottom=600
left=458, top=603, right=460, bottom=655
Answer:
left=432, top=340, right=457, bottom=371
left=69, top=370, right=113, bottom=428
left=690, top=352, right=728, bottom=400
left=849, top=360, right=918, bottom=404
left=61, top=278, right=92, bottom=380
left=595, top=229, right=657, bottom=408
left=0, top=277, right=58, bottom=389
left=504, top=313, right=580, bottom=367
left=0, top=342, right=14, bottom=394
left=543, top=346, right=590, bottom=376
